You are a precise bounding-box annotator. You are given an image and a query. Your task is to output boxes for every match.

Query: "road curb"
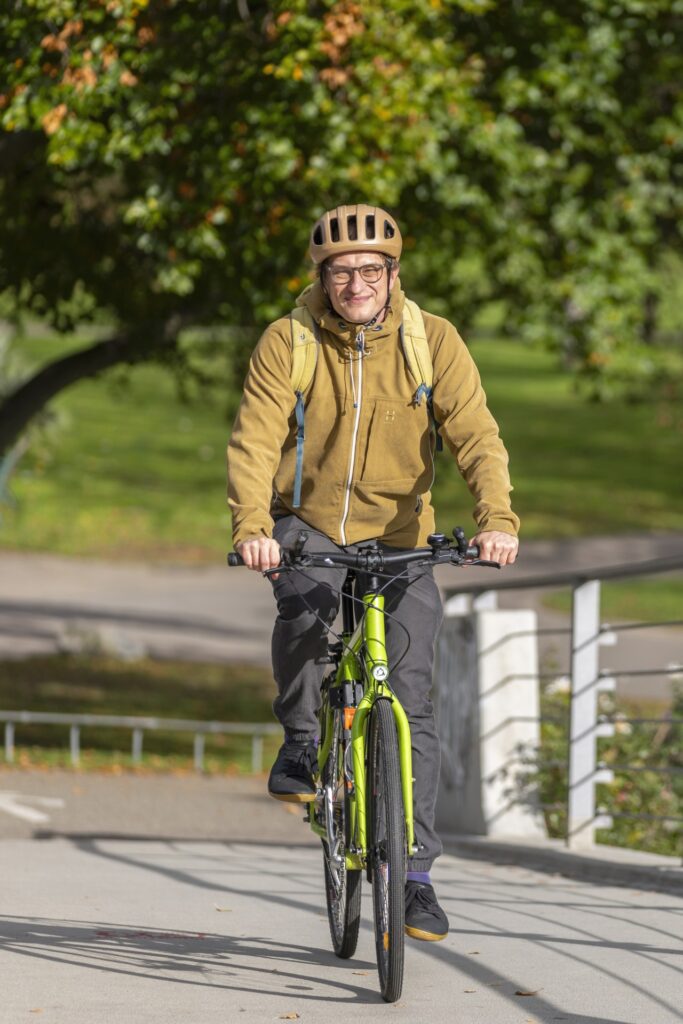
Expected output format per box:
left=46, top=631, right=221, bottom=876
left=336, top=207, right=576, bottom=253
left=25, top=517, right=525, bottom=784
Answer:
left=442, top=833, right=683, bottom=896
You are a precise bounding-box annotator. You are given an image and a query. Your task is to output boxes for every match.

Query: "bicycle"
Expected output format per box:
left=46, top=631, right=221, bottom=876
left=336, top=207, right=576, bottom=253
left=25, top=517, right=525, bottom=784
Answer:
left=228, top=526, right=497, bottom=1002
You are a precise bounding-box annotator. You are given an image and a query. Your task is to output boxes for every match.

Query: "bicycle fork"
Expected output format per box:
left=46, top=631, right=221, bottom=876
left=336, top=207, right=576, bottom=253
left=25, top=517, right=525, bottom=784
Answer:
left=350, top=693, right=417, bottom=865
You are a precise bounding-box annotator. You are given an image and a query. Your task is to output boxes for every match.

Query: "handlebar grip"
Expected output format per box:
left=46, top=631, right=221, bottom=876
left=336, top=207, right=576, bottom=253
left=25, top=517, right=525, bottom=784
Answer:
left=227, top=552, right=244, bottom=566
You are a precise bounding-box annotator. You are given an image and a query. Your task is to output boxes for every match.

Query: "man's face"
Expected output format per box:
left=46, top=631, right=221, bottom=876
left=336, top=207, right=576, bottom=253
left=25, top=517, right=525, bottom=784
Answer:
left=323, top=251, right=399, bottom=325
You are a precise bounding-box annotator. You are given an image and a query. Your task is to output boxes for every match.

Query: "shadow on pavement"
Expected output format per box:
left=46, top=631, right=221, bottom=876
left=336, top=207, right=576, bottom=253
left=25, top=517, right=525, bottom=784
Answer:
left=23, top=834, right=681, bottom=1024
left=0, top=914, right=379, bottom=1003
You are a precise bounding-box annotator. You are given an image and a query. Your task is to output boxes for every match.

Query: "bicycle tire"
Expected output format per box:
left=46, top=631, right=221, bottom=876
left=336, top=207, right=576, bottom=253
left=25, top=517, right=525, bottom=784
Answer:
left=367, top=697, right=406, bottom=1003
left=321, top=710, right=362, bottom=958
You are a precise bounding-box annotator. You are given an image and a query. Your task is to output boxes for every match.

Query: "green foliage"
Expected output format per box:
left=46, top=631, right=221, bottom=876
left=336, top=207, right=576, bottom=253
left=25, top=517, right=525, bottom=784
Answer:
left=530, top=683, right=683, bottom=857
left=0, top=0, right=681, bottom=423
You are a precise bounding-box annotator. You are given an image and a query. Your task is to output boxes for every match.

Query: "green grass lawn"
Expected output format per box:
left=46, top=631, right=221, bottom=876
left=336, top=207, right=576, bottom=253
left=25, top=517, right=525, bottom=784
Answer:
left=1, top=329, right=682, bottom=562
left=543, top=576, right=683, bottom=623
left=0, top=654, right=280, bottom=773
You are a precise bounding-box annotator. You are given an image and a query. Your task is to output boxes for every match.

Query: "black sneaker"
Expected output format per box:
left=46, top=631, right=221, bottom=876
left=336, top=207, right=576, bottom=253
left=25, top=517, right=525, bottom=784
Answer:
left=267, top=740, right=318, bottom=803
left=404, top=881, right=449, bottom=941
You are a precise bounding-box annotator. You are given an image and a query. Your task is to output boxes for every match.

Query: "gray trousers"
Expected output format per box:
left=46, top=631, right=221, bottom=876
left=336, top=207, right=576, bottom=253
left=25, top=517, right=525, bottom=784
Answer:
left=270, top=514, right=444, bottom=871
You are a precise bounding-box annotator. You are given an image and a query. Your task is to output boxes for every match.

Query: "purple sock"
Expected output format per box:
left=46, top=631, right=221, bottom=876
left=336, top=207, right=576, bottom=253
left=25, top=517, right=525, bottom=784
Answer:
left=406, top=871, right=431, bottom=885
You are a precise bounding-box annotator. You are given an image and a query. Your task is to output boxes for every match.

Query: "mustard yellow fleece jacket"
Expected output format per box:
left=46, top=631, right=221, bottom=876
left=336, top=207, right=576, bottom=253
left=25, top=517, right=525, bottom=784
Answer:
left=228, top=280, right=519, bottom=549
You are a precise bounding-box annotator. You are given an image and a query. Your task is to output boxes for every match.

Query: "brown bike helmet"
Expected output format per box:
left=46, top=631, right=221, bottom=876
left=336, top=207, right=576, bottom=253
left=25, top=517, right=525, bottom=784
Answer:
left=309, top=204, right=402, bottom=263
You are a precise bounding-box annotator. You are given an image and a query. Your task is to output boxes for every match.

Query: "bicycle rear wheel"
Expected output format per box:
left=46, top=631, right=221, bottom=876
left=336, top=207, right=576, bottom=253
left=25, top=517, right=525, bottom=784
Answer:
left=367, top=697, right=406, bottom=1003
left=321, top=710, right=362, bottom=958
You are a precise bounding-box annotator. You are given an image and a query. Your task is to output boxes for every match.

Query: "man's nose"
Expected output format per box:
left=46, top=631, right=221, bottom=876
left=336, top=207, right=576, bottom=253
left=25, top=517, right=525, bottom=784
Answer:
left=346, top=269, right=364, bottom=292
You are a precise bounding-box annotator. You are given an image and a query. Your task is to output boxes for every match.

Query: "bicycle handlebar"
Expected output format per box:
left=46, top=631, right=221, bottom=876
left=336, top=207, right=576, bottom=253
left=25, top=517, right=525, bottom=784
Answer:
left=227, top=529, right=500, bottom=573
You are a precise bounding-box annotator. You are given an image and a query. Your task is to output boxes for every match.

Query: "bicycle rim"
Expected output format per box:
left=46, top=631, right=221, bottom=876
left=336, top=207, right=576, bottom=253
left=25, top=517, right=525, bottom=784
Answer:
left=368, top=698, right=406, bottom=1002
left=322, top=711, right=362, bottom=958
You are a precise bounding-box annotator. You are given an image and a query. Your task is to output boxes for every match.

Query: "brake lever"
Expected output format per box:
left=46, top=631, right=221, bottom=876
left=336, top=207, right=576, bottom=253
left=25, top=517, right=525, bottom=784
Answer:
left=464, top=557, right=501, bottom=569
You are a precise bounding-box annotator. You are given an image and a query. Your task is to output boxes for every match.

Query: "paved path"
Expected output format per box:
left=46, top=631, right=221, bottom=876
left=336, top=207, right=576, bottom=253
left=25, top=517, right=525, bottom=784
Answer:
left=1, top=770, right=682, bottom=1023
left=1, top=533, right=682, bottom=700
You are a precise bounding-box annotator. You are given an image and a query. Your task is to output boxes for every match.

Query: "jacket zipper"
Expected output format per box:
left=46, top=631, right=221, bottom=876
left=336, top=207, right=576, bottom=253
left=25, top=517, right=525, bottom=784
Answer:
left=339, top=331, right=364, bottom=545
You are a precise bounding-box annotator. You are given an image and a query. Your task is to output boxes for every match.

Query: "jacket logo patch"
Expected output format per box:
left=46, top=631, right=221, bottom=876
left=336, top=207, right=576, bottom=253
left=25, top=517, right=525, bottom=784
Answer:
left=384, top=409, right=396, bottom=424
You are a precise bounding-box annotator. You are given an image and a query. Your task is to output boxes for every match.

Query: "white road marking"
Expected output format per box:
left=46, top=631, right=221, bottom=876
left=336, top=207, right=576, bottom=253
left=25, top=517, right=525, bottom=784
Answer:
left=0, top=792, right=65, bottom=823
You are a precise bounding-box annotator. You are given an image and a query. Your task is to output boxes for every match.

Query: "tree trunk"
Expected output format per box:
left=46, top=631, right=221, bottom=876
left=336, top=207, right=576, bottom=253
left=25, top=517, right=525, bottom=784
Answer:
left=641, top=289, right=659, bottom=346
left=0, top=331, right=148, bottom=455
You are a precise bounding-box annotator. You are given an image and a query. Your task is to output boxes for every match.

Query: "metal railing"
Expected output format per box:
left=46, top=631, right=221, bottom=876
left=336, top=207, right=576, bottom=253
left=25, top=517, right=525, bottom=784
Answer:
left=445, top=553, right=683, bottom=851
left=0, top=710, right=281, bottom=773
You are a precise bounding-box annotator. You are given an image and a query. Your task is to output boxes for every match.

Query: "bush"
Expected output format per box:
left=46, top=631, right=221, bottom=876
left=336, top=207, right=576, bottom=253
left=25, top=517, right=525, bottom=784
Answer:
left=529, top=682, right=683, bottom=857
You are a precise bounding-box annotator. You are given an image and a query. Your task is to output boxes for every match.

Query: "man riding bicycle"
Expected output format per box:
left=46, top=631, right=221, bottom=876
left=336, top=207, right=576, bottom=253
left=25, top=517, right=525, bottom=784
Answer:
left=227, top=204, right=519, bottom=942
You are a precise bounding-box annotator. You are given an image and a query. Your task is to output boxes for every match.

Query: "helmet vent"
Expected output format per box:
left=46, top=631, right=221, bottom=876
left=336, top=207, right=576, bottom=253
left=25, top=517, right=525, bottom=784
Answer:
left=383, top=220, right=395, bottom=239
left=347, top=214, right=358, bottom=240
left=365, top=214, right=376, bottom=238
left=312, top=225, right=324, bottom=245
left=330, top=217, right=340, bottom=242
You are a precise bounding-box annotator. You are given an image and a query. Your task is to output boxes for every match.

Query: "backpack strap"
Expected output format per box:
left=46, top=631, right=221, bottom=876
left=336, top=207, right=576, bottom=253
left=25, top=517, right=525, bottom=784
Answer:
left=400, top=298, right=442, bottom=451
left=289, top=306, right=320, bottom=508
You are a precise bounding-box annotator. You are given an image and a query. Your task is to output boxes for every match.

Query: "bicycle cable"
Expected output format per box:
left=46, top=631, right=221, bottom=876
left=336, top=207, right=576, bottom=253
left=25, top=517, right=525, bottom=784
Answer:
left=274, top=558, right=436, bottom=681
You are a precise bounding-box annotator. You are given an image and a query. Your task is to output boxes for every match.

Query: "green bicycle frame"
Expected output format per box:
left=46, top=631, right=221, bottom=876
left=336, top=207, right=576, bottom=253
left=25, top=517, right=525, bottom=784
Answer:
left=314, top=589, right=416, bottom=868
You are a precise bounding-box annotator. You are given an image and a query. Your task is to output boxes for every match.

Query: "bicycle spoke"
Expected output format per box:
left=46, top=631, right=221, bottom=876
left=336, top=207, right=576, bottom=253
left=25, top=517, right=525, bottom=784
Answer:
left=321, top=708, right=361, bottom=959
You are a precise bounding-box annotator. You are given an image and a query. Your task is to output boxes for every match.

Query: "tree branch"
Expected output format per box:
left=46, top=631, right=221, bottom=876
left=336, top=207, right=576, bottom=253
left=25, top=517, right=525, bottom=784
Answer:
left=0, top=329, right=168, bottom=455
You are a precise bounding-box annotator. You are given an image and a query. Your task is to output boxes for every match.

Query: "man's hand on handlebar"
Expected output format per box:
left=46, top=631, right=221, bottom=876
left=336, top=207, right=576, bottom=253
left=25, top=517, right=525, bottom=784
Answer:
left=471, top=530, right=518, bottom=566
left=236, top=536, right=282, bottom=579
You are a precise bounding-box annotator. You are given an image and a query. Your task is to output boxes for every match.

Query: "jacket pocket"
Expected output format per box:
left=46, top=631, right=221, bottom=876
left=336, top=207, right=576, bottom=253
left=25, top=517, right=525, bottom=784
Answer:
left=359, top=397, right=432, bottom=487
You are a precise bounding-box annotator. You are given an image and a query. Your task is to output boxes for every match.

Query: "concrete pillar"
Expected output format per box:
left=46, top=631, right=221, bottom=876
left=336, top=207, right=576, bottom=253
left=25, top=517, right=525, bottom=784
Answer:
left=435, top=608, right=545, bottom=837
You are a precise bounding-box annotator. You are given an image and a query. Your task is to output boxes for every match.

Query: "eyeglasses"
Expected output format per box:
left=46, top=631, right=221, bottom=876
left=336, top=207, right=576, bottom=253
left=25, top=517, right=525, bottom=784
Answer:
left=325, top=262, right=388, bottom=285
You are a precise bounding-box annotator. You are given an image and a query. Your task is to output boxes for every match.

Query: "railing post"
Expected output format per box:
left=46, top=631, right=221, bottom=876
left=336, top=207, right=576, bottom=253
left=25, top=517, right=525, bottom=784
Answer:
left=5, top=722, right=15, bottom=763
left=193, top=733, right=205, bottom=772
left=131, top=728, right=143, bottom=764
left=69, top=725, right=80, bottom=766
left=567, top=579, right=601, bottom=849
left=252, top=734, right=264, bottom=774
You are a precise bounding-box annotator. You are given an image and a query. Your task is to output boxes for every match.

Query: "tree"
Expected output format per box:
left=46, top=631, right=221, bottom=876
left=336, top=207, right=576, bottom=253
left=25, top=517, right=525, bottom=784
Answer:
left=1, top=0, right=681, bottom=457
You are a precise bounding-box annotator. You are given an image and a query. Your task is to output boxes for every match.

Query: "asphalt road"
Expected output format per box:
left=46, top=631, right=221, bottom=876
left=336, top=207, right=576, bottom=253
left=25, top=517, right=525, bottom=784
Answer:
left=1, top=769, right=682, bottom=1024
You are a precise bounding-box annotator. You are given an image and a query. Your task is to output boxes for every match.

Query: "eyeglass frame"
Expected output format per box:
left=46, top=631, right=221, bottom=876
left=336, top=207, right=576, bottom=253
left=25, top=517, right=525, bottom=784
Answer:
left=323, top=258, right=393, bottom=285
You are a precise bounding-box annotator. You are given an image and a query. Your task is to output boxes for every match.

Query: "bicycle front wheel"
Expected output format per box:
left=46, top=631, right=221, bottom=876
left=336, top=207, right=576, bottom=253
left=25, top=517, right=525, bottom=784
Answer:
left=322, top=711, right=362, bottom=958
left=367, top=697, right=406, bottom=1003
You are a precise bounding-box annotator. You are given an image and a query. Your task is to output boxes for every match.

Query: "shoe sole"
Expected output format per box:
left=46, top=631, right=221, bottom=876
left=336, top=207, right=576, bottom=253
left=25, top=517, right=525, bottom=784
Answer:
left=405, top=925, right=447, bottom=942
left=268, top=791, right=316, bottom=803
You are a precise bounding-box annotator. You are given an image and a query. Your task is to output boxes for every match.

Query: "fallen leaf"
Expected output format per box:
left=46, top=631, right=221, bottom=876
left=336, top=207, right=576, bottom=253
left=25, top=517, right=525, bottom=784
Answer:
left=467, top=949, right=480, bottom=954
left=464, top=989, right=477, bottom=993
left=214, top=906, right=232, bottom=912
left=279, top=1015, right=299, bottom=1021
left=516, top=989, right=543, bottom=997
left=352, top=970, right=370, bottom=975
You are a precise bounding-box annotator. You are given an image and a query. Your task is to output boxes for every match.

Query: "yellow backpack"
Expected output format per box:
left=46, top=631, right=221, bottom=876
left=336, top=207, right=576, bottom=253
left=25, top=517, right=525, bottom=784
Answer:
left=289, top=298, right=439, bottom=508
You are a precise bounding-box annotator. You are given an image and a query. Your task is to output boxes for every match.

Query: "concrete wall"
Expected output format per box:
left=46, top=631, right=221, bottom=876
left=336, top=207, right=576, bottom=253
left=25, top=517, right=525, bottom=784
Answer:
left=434, top=606, right=546, bottom=838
